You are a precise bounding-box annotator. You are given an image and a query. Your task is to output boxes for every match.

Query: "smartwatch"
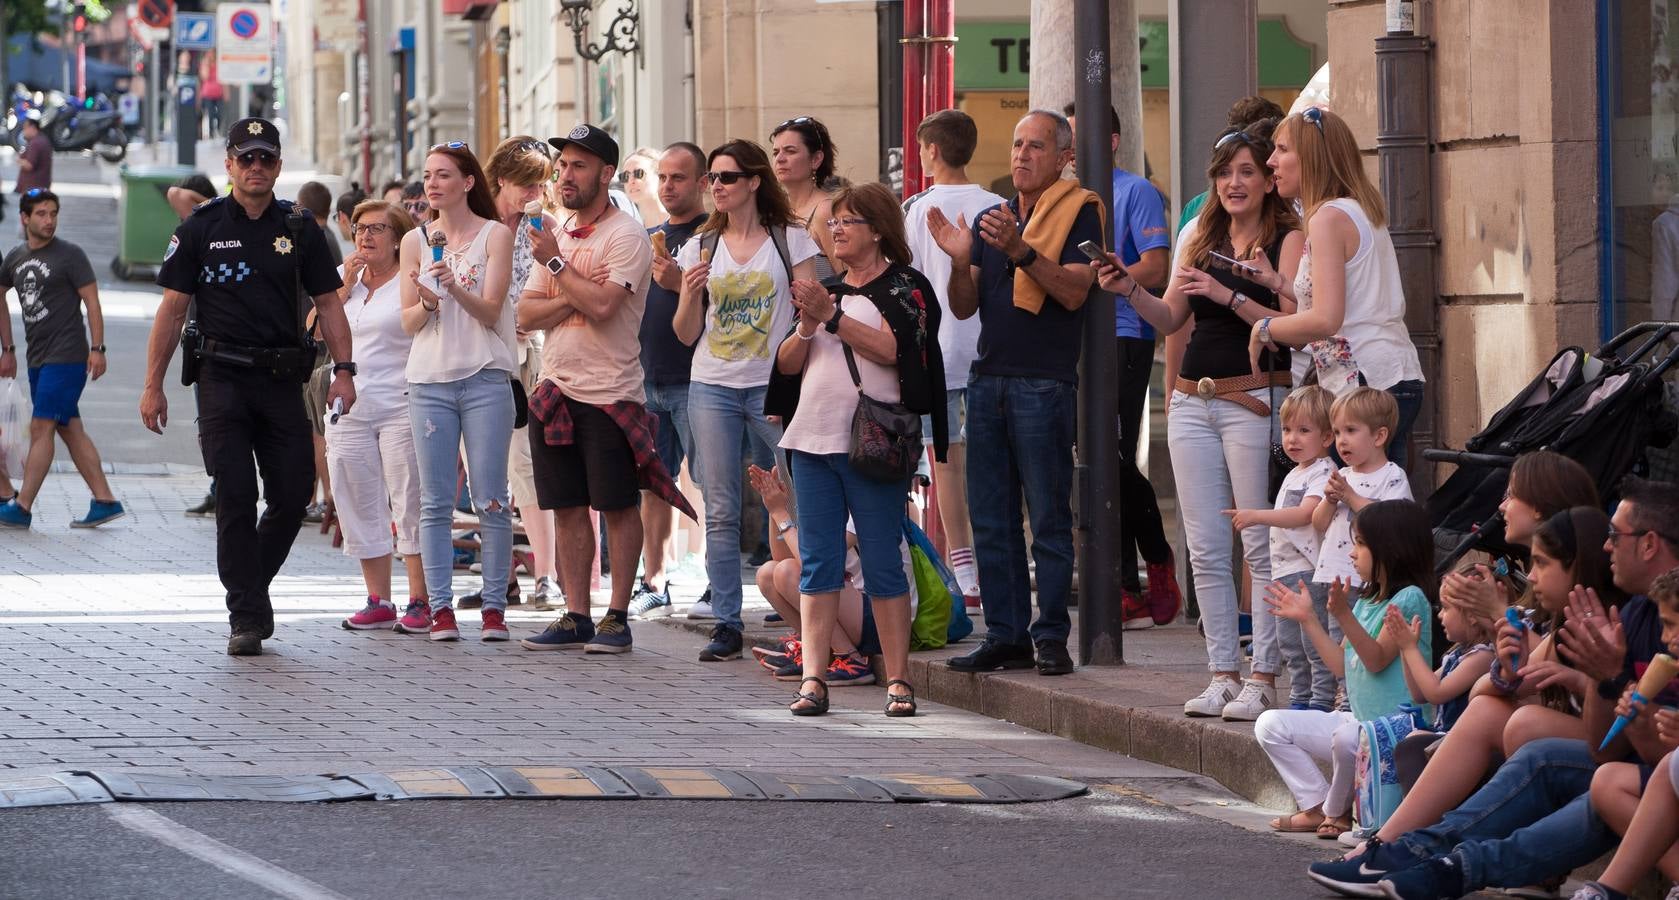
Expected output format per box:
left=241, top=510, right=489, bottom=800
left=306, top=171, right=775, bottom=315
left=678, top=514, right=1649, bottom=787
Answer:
left=1012, top=247, right=1039, bottom=269
left=90, top=345, right=107, bottom=353
left=1597, top=675, right=1630, bottom=701
left=332, top=361, right=358, bottom=377
left=546, top=254, right=567, bottom=276
left=825, top=308, right=845, bottom=334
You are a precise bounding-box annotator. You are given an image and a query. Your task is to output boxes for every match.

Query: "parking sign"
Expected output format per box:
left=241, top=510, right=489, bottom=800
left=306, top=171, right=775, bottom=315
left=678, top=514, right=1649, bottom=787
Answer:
left=175, top=12, right=215, bottom=51
left=216, top=5, right=273, bottom=85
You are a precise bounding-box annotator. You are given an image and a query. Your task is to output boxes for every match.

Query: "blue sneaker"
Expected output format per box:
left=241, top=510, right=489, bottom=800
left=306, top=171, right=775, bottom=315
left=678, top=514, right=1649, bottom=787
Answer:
left=71, top=499, right=125, bottom=528
left=1307, top=838, right=1423, bottom=898
left=698, top=623, right=742, bottom=661
left=627, top=582, right=672, bottom=619
left=520, top=612, right=595, bottom=650
left=1378, top=852, right=1465, bottom=900
left=584, top=610, right=633, bottom=654
left=0, top=500, right=31, bottom=529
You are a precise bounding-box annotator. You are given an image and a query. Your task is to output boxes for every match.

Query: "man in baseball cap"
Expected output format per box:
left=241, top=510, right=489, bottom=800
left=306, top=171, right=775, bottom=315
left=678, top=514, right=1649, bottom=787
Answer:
left=548, top=124, right=619, bottom=168
left=227, top=117, right=281, bottom=155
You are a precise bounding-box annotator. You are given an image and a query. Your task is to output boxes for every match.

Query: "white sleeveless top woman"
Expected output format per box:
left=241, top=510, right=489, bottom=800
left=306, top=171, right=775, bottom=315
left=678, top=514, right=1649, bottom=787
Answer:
left=406, top=220, right=518, bottom=384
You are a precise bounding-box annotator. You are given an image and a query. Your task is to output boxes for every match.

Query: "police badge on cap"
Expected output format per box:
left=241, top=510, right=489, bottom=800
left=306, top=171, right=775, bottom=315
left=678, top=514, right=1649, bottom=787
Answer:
left=547, top=124, right=619, bottom=168
left=227, top=117, right=281, bottom=155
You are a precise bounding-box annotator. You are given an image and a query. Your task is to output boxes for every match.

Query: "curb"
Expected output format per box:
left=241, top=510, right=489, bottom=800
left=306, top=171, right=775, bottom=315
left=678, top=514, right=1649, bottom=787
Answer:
left=653, top=617, right=1295, bottom=810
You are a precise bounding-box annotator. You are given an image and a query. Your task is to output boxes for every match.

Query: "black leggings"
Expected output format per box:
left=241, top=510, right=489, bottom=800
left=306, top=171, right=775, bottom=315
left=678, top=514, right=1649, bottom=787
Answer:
left=1117, top=337, right=1172, bottom=590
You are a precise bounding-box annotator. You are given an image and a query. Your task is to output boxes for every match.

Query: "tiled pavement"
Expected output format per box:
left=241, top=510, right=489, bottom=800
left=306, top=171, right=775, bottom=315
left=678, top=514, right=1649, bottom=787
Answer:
left=0, top=471, right=1181, bottom=783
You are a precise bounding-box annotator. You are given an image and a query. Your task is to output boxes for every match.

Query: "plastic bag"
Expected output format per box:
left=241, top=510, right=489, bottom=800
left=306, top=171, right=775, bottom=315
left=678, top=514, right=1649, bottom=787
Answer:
left=0, top=377, right=27, bottom=481
left=905, top=517, right=972, bottom=649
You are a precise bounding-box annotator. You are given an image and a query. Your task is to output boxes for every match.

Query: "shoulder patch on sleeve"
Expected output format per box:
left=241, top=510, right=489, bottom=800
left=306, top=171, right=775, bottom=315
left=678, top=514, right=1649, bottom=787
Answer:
left=165, top=234, right=180, bottom=261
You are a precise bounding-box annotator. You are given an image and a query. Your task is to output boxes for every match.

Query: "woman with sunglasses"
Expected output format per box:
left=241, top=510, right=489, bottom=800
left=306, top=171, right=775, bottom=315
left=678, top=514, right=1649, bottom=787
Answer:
left=1245, top=106, right=1425, bottom=468
left=617, top=146, right=665, bottom=227
left=1092, top=119, right=1306, bottom=720
left=398, top=141, right=518, bottom=642
left=674, top=139, right=823, bottom=662
left=331, top=200, right=432, bottom=633
left=770, top=116, right=839, bottom=279
left=767, top=182, right=947, bottom=717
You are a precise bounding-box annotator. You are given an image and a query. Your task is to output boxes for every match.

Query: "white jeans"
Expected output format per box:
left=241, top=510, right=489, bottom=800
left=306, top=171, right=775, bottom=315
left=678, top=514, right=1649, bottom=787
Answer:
left=325, top=410, right=421, bottom=560
left=1166, top=388, right=1276, bottom=673
left=1254, top=708, right=1359, bottom=817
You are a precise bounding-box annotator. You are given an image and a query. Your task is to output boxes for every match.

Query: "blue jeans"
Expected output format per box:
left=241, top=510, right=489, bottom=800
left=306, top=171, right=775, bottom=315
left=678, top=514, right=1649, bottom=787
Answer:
left=644, top=380, right=694, bottom=480
left=410, top=369, right=516, bottom=613
left=1274, top=571, right=1339, bottom=709
left=787, top=450, right=910, bottom=598
left=687, top=381, right=783, bottom=631
left=1395, top=737, right=1614, bottom=890
left=1386, top=379, right=1425, bottom=470
left=965, top=373, right=1076, bottom=646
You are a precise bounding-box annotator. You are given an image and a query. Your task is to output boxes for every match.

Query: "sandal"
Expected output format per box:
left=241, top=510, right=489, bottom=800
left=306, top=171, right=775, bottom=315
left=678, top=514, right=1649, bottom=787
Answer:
left=885, top=679, right=917, bottom=718
left=1268, top=810, right=1325, bottom=833
left=790, top=677, right=829, bottom=717
left=1316, top=816, right=1352, bottom=839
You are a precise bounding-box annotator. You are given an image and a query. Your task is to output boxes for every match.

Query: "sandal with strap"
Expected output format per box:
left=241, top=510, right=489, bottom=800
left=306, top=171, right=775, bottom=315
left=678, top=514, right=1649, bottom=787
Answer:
left=884, top=679, right=917, bottom=718
left=790, top=677, right=829, bottom=717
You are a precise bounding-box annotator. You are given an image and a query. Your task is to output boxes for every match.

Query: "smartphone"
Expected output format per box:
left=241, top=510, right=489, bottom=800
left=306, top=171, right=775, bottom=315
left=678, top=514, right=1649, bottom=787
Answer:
left=1077, top=240, right=1109, bottom=263
left=1209, top=250, right=1261, bottom=277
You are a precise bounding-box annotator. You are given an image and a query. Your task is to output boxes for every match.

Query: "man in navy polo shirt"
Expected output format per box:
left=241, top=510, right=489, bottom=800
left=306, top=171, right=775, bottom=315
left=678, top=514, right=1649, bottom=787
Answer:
left=925, top=109, right=1102, bottom=677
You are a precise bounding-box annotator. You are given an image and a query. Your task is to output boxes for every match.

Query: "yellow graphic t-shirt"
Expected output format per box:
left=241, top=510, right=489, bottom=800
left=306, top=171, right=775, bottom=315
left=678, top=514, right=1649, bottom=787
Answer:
left=706, top=268, right=776, bottom=362
left=677, top=226, right=821, bottom=389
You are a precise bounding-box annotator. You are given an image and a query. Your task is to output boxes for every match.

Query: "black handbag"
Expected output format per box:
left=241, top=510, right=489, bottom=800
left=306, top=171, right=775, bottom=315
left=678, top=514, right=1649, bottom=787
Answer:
left=842, top=344, right=921, bottom=482
left=510, top=376, right=528, bottom=430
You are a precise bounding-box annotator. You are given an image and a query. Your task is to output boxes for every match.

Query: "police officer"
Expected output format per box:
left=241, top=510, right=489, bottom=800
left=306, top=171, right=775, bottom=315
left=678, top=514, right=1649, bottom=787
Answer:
left=141, top=117, right=357, bottom=656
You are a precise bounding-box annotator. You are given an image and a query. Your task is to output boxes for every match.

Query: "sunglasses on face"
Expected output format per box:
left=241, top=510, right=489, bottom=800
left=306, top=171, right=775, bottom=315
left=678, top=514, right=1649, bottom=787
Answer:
left=234, top=151, right=278, bottom=169
left=1302, top=107, right=1325, bottom=132
left=430, top=141, right=468, bottom=151
left=404, top=200, right=429, bottom=214
left=350, top=222, right=392, bottom=236
left=703, top=171, right=749, bottom=186
left=617, top=168, right=646, bottom=184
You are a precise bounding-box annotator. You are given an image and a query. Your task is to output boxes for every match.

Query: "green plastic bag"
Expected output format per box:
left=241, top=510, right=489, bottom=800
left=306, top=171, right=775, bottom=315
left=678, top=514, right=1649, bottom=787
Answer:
left=909, top=542, right=953, bottom=650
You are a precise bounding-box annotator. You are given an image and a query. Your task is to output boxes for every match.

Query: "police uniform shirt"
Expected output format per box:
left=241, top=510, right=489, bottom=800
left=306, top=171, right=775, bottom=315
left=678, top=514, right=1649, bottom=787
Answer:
left=156, top=196, right=343, bottom=348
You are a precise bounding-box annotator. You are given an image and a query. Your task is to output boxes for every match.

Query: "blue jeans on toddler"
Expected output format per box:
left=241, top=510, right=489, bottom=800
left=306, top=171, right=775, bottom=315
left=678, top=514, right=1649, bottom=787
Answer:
left=1274, top=571, right=1339, bottom=710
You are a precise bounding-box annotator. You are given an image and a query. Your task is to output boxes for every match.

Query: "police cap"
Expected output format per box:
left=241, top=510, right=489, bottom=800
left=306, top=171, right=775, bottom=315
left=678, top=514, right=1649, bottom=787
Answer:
left=228, top=117, right=281, bottom=155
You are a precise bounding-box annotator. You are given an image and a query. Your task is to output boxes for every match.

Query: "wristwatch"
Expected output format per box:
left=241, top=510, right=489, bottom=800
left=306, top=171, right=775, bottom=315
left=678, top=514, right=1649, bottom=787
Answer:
left=545, top=254, right=567, bottom=276
left=90, top=345, right=106, bottom=353
left=825, top=308, right=845, bottom=334
left=1597, top=675, right=1630, bottom=700
left=776, top=519, right=795, bottom=536
left=332, top=361, right=358, bottom=377
left=1, top=345, right=13, bottom=353
left=1012, top=247, right=1039, bottom=269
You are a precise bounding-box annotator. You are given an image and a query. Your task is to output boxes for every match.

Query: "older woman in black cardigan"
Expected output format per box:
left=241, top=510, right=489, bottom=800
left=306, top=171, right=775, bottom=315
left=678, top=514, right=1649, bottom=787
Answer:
left=767, top=181, right=947, bottom=718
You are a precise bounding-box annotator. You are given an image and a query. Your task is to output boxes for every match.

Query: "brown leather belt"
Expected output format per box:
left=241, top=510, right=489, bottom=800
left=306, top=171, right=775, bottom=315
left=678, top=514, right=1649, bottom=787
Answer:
left=1174, top=371, right=1293, bottom=416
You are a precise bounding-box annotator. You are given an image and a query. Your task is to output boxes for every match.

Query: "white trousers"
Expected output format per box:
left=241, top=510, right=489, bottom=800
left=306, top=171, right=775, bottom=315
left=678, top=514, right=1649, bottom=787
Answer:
left=1254, top=708, right=1359, bottom=818
left=325, top=410, right=421, bottom=560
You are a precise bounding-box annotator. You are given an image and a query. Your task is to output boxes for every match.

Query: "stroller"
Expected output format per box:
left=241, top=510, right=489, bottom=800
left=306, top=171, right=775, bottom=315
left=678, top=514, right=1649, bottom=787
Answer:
left=1425, top=322, right=1679, bottom=576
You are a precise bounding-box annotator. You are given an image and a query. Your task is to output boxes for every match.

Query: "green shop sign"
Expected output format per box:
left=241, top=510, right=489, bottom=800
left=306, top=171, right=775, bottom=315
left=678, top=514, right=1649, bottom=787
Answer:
left=953, top=18, right=1316, bottom=91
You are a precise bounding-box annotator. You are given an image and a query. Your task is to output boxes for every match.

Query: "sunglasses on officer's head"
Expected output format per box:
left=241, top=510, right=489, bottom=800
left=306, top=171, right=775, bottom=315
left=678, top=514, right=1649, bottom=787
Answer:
left=233, top=151, right=278, bottom=169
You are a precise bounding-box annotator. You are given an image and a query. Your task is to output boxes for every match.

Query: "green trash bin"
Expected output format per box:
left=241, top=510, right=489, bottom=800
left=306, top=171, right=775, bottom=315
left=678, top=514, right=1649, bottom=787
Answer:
left=114, top=165, right=198, bottom=280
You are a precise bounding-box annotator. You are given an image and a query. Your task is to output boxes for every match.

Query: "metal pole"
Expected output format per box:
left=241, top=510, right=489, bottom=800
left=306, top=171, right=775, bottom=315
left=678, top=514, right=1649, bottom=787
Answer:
left=1074, top=0, right=1123, bottom=665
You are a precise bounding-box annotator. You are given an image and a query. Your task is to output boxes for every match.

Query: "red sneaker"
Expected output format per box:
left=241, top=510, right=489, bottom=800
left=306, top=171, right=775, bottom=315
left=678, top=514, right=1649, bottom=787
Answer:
left=394, top=600, right=431, bottom=634
left=430, top=607, right=460, bottom=641
left=1122, top=589, right=1155, bottom=630
left=481, top=608, right=509, bottom=642
left=1146, top=556, right=1183, bottom=626
left=342, top=597, right=397, bottom=630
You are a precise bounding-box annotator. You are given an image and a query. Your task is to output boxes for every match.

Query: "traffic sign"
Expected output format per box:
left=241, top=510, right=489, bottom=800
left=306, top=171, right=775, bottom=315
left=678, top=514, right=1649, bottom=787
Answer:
left=175, top=13, right=216, bottom=51
left=138, top=0, right=173, bottom=29
left=216, top=4, right=273, bottom=85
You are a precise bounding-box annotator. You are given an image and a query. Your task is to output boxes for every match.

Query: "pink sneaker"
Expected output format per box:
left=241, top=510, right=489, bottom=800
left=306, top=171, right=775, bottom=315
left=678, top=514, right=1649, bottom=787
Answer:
left=429, top=607, right=460, bottom=641
left=342, top=597, right=398, bottom=630
left=481, top=608, right=509, bottom=642
left=393, top=599, right=431, bottom=634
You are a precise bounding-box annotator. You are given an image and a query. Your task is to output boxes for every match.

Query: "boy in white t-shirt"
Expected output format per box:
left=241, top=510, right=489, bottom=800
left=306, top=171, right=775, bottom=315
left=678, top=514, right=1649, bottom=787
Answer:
left=1312, top=386, right=1413, bottom=591
left=1223, top=386, right=1338, bottom=718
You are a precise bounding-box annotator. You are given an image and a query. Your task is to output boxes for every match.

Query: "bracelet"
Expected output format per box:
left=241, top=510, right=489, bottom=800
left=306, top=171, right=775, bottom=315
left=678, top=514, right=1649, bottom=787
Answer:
left=795, top=325, right=817, bottom=341
left=420, top=299, right=438, bottom=312
left=1257, top=316, right=1273, bottom=344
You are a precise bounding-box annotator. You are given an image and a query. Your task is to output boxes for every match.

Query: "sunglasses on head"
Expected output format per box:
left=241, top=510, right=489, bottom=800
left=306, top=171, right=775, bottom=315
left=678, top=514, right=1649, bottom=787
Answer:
left=777, top=116, right=814, bottom=130
left=234, top=151, right=278, bottom=169
left=430, top=141, right=469, bottom=151
left=616, top=168, right=646, bottom=184
left=703, top=171, right=749, bottom=186
left=1214, top=130, right=1261, bottom=151
left=1301, top=107, right=1325, bottom=132
left=23, top=187, right=47, bottom=197
left=517, top=139, right=553, bottom=158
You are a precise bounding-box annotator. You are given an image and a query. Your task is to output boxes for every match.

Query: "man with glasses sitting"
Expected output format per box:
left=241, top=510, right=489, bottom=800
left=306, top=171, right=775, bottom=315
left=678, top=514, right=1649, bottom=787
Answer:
left=141, top=117, right=358, bottom=657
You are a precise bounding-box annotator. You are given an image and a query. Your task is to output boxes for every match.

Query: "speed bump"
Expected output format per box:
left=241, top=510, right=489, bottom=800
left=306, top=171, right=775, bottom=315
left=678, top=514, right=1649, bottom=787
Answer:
left=0, top=772, right=113, bottom=808
left=481, top=766, right=636, bottom=800
left=348, top=768, right=506, bottom=800
left=84, top=771, right=373, bottom=803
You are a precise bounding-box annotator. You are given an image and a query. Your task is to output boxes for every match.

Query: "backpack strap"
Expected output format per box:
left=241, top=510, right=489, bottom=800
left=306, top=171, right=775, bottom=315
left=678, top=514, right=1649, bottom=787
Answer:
left=769, top=224, right=795, bottom=285
left=698, top=230, right=720, bottom=309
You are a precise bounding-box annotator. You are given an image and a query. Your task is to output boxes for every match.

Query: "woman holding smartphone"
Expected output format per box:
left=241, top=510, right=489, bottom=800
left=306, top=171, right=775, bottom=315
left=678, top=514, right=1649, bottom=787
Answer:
left=1091, top=119, right=1304, bottom=721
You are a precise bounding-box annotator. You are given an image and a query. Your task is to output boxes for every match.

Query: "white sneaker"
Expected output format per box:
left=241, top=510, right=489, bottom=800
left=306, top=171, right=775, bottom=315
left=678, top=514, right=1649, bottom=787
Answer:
left=1184, top=677, right=1241, bottom=717
left=1220, top=679, right=1278, bottom=721
left=686, top=592, right=715, bottom=620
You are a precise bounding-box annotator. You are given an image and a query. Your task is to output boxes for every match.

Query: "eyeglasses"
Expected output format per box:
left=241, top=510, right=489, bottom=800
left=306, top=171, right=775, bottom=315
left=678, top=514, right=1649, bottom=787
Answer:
left=703, top=171, right=750, bottom=186
left=350, top=222, right=392, bottom=236
left=1301, top=107, right=1325, bottom=133
left=1607, top=526, right=1651, bottom=543
left=1214, top=130, right=1260, bottom=151
left=617, top=168, right=646, bottom=184
left=234, top=151, right=278, bottom=169
left=824, top=216, right=869, bottom=230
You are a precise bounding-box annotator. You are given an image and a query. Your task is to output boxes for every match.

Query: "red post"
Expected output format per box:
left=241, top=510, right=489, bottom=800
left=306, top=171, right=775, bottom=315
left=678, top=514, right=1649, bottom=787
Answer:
left=901, top=0, right=957, bottom=200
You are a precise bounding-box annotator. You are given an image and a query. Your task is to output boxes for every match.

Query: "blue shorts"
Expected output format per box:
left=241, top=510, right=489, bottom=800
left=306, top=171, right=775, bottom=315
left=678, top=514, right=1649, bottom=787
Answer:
left=789, top=450, right=910, bottom=598
left=28, top=363, right=87, bottom=425
left=921, top=386, right=966, bottom=446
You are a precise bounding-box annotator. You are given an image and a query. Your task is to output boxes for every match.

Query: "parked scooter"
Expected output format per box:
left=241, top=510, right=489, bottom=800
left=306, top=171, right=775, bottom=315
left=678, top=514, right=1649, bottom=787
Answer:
left=35, top=91, right=127, bottom=162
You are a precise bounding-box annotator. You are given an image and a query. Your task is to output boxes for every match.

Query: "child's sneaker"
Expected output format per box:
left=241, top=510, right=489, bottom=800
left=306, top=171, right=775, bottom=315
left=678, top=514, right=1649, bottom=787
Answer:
left=393, top=600, right=431, bottom=633
left=342, top=597, right=397, bottom=630
left=826, top=653, right=876, bottom=687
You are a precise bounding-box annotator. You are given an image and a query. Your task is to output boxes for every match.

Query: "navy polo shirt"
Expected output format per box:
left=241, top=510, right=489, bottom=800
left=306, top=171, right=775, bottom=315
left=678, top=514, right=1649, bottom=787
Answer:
left=640, top=213, right=707, bottom=386
left=969, top=197, right=1103, bottom=383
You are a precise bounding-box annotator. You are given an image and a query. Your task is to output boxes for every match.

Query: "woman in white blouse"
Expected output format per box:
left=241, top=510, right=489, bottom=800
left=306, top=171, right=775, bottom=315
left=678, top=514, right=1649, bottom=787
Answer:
left=334, top=201, right=429, bottom=633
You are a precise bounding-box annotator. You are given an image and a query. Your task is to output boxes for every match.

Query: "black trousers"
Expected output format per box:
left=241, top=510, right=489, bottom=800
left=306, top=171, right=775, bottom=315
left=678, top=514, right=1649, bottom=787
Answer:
left=1117, top=336, right=1172, bottom=591
left=198, top=366, right=314, bottom=636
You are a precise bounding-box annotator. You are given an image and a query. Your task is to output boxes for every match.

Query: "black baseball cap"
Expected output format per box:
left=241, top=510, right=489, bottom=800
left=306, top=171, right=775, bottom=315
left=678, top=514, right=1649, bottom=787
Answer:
left=227, top=117, right=281, bottom=155
left=548, top=124, right=619, bottom=168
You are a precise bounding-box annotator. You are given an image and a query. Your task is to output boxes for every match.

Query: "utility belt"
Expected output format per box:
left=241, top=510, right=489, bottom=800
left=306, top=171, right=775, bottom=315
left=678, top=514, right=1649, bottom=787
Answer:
left=181, top=324, right=316, bottom=385
left=1174, top=371, right=1292, bottom=416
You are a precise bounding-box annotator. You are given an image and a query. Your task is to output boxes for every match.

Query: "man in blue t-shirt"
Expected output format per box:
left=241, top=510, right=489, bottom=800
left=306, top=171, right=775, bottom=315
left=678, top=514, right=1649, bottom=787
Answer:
left=1066, top=103, right=1180, bottom=629
left=628, top=142, right=709, bottom=621
left=924, top=109, right=1101, bottom=678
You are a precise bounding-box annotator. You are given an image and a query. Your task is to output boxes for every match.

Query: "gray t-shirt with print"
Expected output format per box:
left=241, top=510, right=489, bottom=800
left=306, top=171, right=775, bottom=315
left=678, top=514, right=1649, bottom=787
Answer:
left=1, top=238, right=96, bottom=368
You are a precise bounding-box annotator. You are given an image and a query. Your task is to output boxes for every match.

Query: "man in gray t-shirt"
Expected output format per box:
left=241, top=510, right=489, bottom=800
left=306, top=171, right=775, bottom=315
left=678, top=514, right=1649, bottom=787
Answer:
left=0, top=189, right=124, bottom=529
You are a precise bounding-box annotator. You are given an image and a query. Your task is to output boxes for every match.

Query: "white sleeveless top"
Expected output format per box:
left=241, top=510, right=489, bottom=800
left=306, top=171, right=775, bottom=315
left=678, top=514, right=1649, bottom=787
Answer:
left=406, top=220, right=519, bottom=384
left=1292, top=198, right=1424, bottom=394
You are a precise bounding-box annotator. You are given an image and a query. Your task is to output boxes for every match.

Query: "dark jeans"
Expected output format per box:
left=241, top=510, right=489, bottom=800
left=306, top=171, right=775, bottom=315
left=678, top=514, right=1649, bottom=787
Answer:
left=1117, top=337, right=1171, bottom=590
left=198, top=367, right=314, bottom=636
left=966, top=373, right=1076, bottom=646
left=1386, top=378, right=1425, bottom=470
left=1394, top=737, right=1615, bottom=890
